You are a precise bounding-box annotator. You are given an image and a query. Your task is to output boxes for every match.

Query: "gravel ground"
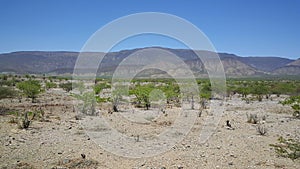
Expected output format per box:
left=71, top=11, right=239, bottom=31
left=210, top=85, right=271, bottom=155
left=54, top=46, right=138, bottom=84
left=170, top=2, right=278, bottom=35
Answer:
left=0, top=91, right=299, bottom=169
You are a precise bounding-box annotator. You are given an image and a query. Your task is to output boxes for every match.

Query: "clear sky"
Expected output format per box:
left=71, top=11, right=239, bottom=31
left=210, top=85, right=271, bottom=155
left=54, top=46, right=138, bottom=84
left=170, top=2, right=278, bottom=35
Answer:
left=0, top=0, right=299, bottom=59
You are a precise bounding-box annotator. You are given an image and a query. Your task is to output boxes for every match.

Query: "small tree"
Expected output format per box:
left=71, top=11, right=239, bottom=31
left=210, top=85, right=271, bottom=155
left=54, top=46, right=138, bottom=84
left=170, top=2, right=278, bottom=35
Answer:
left=251, top=83, right=269, bottom=102
left=160, top=82, right=180, bottom=105
left=149, top=88, right=167, bottom=109
left=17, top=80, right=42, bottom=103
left=131, top=84, right=153, bottom=110
left=237, top=87, right=250, bottom=98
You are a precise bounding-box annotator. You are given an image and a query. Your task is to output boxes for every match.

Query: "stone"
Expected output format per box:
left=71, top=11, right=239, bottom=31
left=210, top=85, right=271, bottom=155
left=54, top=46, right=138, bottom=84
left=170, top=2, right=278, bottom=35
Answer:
left=62, top=159, right=70, bottom=164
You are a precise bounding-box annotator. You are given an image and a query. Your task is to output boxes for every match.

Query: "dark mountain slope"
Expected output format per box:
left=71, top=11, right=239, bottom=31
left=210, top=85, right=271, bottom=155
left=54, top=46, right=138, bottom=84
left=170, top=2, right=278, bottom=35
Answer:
left=0, top=48, right=298, bottom=77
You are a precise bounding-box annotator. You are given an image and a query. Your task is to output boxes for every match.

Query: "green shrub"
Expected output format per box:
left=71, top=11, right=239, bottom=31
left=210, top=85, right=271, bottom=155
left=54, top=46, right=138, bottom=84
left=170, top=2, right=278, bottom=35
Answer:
left=17, top=80, right=42, bottom=103
left=59, top=82, right=73, bottom=92
left=94, top=83, right=110, bottom=94
left=130, top=84, right=153, bottom=110
left=95, top=96, right=110, bottom=103
left=270, top=136, right=300, bottom=160
left=250, top=83, right=269, bottom=102
left=45, top=82, right=57, bottom=90
left=0, top=86, right=17, bottom=99
left=280, top=95, right=300, bottom=119
left=76, top=92, right=97, bottom=115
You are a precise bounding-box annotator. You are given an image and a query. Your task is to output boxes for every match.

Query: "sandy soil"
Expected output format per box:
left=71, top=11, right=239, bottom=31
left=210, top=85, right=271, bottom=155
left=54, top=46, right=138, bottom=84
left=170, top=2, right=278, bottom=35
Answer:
left=0, top=89, right=299, bottom=169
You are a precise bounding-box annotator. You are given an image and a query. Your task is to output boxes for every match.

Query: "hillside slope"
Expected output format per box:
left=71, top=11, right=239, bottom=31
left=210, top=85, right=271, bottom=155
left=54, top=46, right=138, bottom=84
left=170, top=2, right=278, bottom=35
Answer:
left=0, top=48, right=298, bottom=77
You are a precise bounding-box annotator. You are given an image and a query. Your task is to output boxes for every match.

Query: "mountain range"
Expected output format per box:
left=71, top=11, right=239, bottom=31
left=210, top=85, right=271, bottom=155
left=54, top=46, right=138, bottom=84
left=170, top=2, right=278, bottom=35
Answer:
left=0, top=47, right=299, bottom=77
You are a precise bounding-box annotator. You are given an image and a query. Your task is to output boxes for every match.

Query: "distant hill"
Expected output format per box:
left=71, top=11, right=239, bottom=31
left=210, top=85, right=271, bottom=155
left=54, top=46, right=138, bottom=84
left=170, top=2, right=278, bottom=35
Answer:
left=237, top=57, right=293, bottom=72
left=270, top=58, right=300, bottom=75
left=272, top=65, right=300, bottom=75
left=287, top=58, right=300, bottom=66
left=0, top=48, right=299, bottom=77
left=0, top=51, right=78, bottom=74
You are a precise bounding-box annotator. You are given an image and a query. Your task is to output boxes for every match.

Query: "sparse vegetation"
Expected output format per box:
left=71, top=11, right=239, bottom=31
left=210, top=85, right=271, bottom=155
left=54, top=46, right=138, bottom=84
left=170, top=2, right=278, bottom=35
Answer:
left=199, top=81, right=211, bottom=109
left=160, top=81, right=180, bottom=105
left=227, top=79, right=300, bottom=102
left=270, top=136, right=300, bottom=160
left=73, top=81, right=85, bottom=94
left=251, top=82, right=269, bottom=102
left=59, top=82, right=73, bottom=92
left=94, top=82, right=110, bottom=95
left=0, top=86, right=17, bottom=99
left=1, top=75, right=300, bottom=168
left=45, top=82, right=57, bottom=90
left=95, top=96, right=110, bottom=103
left=57, top=157, right=99, bottom=169
left=236, top=86, right=250, bottom=98
left=111, top=83, right=128, bottom=112
left=76, top=92, right=97, bottom=115
left=280, top=95, right=300, bottom=119
left=16, top=80, right=42, bottom=103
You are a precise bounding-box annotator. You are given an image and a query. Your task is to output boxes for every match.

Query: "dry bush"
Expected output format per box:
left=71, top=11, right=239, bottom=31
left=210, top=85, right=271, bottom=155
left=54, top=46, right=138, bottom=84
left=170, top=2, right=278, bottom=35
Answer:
left=0, top=106, right=11, bottom=115
left=55, top=158, right=99, bottom=169
left=157, top=121, right=172, bottom=126
left=256, top=123, right=267, bottom=136
left=8, top=117, right=18, bottom=124
left=18, top=112, right=30, bottom=129
left=247, top=113, right=259, bottom=124
left=3, top=162, right=36, bottom=169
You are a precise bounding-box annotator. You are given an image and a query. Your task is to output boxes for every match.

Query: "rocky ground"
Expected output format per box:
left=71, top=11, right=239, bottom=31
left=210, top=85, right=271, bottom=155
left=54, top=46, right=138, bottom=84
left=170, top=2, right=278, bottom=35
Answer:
left=0, top=89, right=299, bottom=169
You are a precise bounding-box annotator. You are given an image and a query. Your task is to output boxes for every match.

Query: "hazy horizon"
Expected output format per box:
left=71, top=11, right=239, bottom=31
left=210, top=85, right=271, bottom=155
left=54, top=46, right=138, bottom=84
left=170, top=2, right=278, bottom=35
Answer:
left=0, top=46, right=298, bottom=60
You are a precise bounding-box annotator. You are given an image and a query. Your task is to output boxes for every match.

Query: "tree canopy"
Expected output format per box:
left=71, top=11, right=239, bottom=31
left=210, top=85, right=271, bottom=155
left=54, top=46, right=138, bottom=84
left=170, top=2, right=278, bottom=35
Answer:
left=17, top=80, right=42, bottom=102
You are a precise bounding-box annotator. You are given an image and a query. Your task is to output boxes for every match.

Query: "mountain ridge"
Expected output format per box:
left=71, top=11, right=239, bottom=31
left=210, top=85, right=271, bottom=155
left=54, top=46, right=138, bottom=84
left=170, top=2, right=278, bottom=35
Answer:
left=0, top=47, right=298, bottom=77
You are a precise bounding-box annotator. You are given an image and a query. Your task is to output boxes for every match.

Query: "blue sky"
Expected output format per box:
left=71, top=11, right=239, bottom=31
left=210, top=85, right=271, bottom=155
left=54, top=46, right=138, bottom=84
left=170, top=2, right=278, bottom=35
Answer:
left=0, top=0, right=299, bottom=59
